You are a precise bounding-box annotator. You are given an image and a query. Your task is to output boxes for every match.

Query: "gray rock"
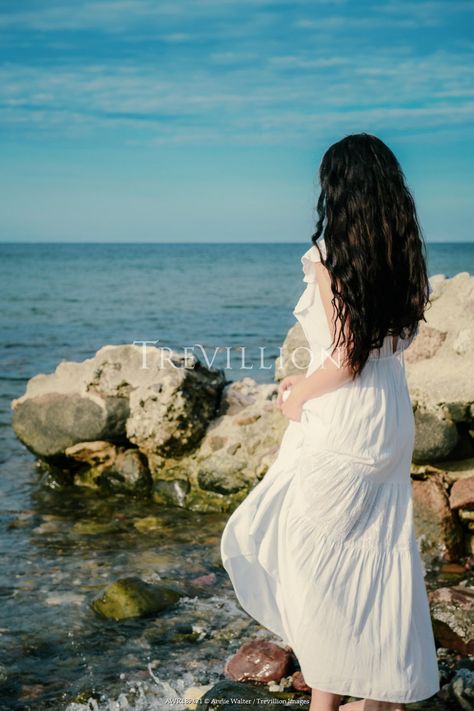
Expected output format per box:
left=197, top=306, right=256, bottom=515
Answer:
left=12, top=392, right=128, bottom=459
left=125, top=348, right=225, bottom=457
left=413, top=407, right=459, bottom=463
left=97, top=448, right=151, bottom=495
left=11, top=343, right=225, bottom=464
left=197, top=452, right=249, bottom=494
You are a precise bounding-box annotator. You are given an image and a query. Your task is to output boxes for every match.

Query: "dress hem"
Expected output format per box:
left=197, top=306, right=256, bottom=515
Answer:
left=300, top=678, right=440, bottom=704
left=222, top=553, right=440, bottom=705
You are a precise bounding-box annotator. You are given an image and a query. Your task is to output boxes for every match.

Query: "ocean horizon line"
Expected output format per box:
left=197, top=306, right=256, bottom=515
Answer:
left=1, top=240, right=473, bottom=246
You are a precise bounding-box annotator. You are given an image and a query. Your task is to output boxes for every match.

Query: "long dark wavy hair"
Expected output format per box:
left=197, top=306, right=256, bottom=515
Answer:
left=312, top=132, right=431, bottom=379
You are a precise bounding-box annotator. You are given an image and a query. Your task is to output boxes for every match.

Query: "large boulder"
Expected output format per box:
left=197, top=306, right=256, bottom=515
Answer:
left=11, top=344, right=289, bottom=511
left=11, top=344, right=225, bottom=462
left=406, top=273, right=474, bottom=463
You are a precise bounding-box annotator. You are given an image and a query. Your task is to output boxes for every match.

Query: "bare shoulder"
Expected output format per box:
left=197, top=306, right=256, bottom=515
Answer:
left=314, top=260, right=331, bottom=282
left=313, top=261, right=334, bottom=319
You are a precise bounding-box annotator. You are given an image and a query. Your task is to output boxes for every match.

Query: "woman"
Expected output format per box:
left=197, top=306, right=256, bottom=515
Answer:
left=220, top=133, right=440, bottom=711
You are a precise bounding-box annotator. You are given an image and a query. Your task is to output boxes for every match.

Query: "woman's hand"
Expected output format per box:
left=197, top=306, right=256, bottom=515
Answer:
left=276, top=373, right=306, bottom=422
left=280, top=390, right=304, bottom=422
left=276, top=373, right=306, bottom=408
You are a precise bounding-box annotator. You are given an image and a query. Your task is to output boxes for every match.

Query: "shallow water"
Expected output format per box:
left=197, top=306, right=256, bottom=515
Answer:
left=0, top=242, right=473, bottom=709
left=1, top=463, right=260, bottom=709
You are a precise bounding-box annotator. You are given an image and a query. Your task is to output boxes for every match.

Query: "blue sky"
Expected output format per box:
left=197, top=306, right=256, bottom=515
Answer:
left=0, top=0, right=473, bottom=242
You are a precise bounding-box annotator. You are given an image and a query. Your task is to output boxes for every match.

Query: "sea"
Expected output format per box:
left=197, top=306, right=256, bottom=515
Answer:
left=0, top=241, right=472, bottom=710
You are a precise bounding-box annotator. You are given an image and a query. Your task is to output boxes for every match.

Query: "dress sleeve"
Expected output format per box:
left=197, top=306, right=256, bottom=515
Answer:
left=301, top=238, right=327, bottom=284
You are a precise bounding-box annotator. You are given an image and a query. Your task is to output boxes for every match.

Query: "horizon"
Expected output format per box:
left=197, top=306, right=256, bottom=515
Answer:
left=1, top=239, right=472, bottom=245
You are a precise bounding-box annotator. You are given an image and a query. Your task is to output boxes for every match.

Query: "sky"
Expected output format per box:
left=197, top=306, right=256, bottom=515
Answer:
left=0, top=0, right=473, bottom=243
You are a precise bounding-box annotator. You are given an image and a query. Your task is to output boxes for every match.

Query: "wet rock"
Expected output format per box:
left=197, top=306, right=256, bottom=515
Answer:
left=412, top=473, right=464, bottom=564
left=18, top=684, right=46, bottom=702
left=90, top=576, right=182, bottom=620
left=224, top=638, right=292, bottom=683
left=181, top=488, right=247, bottom=514
left=68, top=443, right=152, bottom=494
left=191, top=572, right=217, bottom=586
left=72, top=520, right=120, bottom=536
left=428, top=586, right=474, bottom=655
left=152, top=477, right=191, bottom=507
left=196, top=678, right=291, bottom=709
left=439, top=663, right=474, bottom=710
left=96, top=448, right=151, bottom=494
left=132, top=515, right=168, bottom=534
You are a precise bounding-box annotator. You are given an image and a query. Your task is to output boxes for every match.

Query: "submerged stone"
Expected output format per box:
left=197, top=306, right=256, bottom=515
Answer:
left=90, top=576, right=182, bottom=620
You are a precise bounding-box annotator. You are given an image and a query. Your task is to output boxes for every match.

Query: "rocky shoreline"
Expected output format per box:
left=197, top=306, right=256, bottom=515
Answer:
left=9, top=270, right=474, bottom=708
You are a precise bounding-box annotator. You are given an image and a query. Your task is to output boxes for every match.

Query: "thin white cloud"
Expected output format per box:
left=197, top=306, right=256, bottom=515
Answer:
left=293, top=16, right=421, bottom=29
left=375, top=1, right=474, bottom=17
left=267, top=55, right=349, bottom=68
left=1, top=56, right=472, bottom=146
left=1, top=48, right=472, bottom=123
left=0, top=0, right=347, bottom=31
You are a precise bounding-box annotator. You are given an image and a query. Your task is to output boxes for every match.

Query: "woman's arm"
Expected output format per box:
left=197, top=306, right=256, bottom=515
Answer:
left=280, top=260, right=353, bottom=420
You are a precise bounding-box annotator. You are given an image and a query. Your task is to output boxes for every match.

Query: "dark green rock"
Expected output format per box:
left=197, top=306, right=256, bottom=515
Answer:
left=90, top=576, right=182, bottom=620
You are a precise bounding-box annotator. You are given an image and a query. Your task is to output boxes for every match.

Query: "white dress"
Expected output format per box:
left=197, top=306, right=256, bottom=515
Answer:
left=220, top=237, right=440, bottom=703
